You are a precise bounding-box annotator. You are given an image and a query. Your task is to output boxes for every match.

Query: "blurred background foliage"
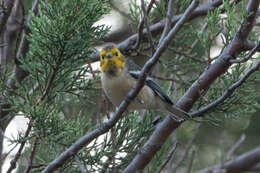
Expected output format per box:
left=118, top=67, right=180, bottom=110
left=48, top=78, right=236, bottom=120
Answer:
left=1, top=0, right=260, bottom=172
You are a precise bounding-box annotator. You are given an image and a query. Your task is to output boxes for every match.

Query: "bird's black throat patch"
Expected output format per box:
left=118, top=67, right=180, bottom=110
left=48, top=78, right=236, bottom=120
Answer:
left=107, top=68, right=117, bottom=77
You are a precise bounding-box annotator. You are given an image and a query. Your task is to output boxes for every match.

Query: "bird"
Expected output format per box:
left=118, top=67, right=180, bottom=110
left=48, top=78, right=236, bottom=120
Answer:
left=99, top=44, right=190, bottom=121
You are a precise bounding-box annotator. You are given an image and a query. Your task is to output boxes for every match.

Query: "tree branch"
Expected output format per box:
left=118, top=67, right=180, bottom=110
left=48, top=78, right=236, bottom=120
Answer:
left=191, top=41, right=260, bottom=117
left=249, top=162, right=260, bottom=172
left=123, top=0, right=200, bottom=171
left=155, top=142, right=178, bottom=173
left=170, top=123, right=201, bottom=173
left=0, top=0, right=23, bottom=73
left=6, top=121, right=32, bottom=173
left=141, top=0, right=155, bottom=52
left=229, top=40, right=260, bottom=63
left=225, top=134, right=246, bottom=161
left=7, top=0, right=40, bottom=90
left=196, top=147, right=260, bottom=173
left=158, top=0, right=174, bottom=45
left=74, top=155, right=86, bottom=173
left=186, top=150, right=195, bottom=173
left=133, top=0, right=155, bottom=50
left=123, top=0, right=260, bottom=172
left=0, top=0, right=15, bottom=36
left=24, top=138, right=39, bottom=173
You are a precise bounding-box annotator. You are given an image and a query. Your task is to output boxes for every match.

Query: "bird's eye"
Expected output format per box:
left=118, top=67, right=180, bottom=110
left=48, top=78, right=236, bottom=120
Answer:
left=115, top=52, right=118, bottom=56
left=101, top=55, right=105, bottom=59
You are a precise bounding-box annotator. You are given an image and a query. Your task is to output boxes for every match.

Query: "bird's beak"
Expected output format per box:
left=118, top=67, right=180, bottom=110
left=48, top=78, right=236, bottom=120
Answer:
left=106, top=54, right=113, bottom=59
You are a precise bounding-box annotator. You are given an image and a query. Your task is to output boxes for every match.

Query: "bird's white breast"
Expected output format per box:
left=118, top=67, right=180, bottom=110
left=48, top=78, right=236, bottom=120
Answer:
left=101, top=70, right=156, bottom=110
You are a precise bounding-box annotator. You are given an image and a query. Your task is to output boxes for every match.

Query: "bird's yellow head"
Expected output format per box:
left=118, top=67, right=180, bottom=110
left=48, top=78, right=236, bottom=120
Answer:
left=100, top=44, right=126, bottom=76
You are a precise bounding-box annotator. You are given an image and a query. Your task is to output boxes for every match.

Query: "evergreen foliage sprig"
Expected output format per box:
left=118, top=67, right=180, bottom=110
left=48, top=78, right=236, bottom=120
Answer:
left=6, top=1, right=110, bottom=171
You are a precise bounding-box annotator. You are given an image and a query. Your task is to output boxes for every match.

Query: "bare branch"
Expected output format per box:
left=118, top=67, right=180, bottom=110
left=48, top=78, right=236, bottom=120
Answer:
left=133, top=0, right=155, bottom=50
left=230, top=40, right=260, bottom=63
left=140, top=0, right=155, bottom=52
left=155, top=142, right=178, bottom=173
left=0, top=0, right=15, bottom=36
left=249, top=162, right=260, bottom=172
left=190, top=23, right=208, bottom=51
left=170, top=123, right=201, bottom=173
left=186, top=150, right=195, bottom=173
left=101, top=113, right=117, bottom=173
left=196, top=147, right=260, bottom=173
left=24, top=138, right=39, bottom=173
left=6, top=121, right=32, bottom=173
left=158, top=0, right=174, bottom=45
left=7, top=0, right=40, bottom=90
left=168, top=47, right=206, bottom=63
left=74, top=155, right=86, bottom=173
left=225, top=134, right=246, bottom=161
left=1, top=140, right=19, bottom=162
left=244, top=39, right=260, bottom=52
left=1, top=0, right=23, bottom=73
left=37, top=67, right=58, bottom=104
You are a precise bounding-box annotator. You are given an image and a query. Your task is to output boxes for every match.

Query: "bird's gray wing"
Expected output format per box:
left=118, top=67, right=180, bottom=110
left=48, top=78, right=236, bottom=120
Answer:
left=126, top=58, right=142, bottom=71
left=129, top=71, right=174, bottom=105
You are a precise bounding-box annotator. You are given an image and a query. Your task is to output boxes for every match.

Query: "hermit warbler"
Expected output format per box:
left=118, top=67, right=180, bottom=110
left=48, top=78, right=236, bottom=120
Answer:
left=100, top=44, right=189, bottom=121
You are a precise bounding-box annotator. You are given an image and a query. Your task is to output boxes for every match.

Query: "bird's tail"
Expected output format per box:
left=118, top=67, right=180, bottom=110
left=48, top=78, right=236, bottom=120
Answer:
left=165, top=104, right=190, bottom=121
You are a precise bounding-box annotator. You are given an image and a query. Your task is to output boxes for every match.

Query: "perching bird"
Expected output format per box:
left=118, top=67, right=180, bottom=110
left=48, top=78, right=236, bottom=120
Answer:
left=100, top=44, right=190, bottom=121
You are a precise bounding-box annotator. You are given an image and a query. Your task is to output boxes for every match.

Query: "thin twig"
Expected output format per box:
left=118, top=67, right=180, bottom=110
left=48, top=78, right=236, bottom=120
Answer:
left=191, top=58, right=260, bottom=117
left=6, top=121, right=32, bottom=173
left=29, top=163, right=46, bottom=169
left=141, top=0, right=155, bottom=53
left=86, top=60, right=96, bottom=78
left=158, top=0, right=174, bottom=45
left=186, top=150, right=195, bottom=173
left=74, top=155, right=86, bottom=173
left=168, top=47, right=206, bottom=63
left=101, top=113, right=117, bottom=173
left=196, top=147, right=260, bottom=173
left=111, top=127, right=116, bottom=172
left=151, top=74, right=176, bottom=82
left=0, top=127, right=11, bottom=141
left=230, top=40, right=260, bottom=63
left=1, top=142, right=19, bottom=162
left=249, top=162, right=260, bottom=172
left=190, top=0, right=240, bottom=52
left=225, top=134, right=246, bottom=161
left=37, top=68, right=58, bottom=105
left=190, top=23, right=208, bottom=51
left=24, top=138, right=39, bottom=173
left=133, top=0, right=155, bottom=50
left=170, top=123, right=201, bottom=173
left=155, top=142, right=178, bottom=173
